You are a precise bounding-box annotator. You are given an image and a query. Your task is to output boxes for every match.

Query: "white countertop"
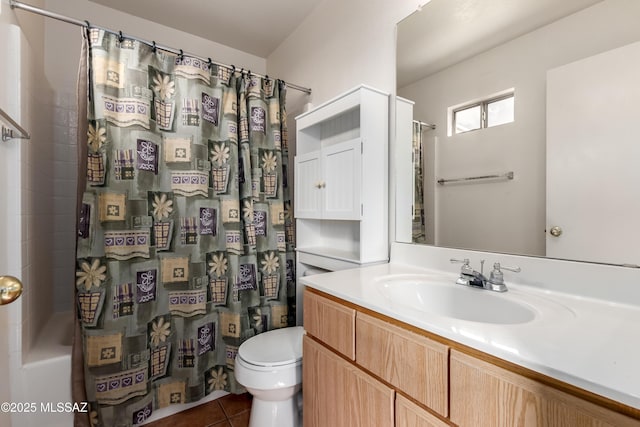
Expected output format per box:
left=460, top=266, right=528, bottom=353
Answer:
left=300, top=261, right=640, bottom=410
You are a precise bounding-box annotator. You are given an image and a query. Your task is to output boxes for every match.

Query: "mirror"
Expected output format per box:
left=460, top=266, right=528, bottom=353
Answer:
left=395, top=0, right=640, bottom=266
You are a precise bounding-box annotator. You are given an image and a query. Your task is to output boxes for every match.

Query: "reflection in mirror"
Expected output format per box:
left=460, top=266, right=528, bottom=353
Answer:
left=395, top=0, right=640, bottom=266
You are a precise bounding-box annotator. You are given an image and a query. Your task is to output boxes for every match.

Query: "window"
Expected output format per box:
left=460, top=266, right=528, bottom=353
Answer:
left=454, top=104, right=482, bottom=133
left=452, top=92, right=514, bottom=134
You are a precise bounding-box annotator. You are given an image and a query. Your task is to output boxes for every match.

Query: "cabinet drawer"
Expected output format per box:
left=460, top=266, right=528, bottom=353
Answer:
left=303, top=289, right=356, bottom=359
left=396, top=395, right=450, bottom=427
left=356, top=312, right=449, bottom=417
left=450, top=350, right=638, bottom=427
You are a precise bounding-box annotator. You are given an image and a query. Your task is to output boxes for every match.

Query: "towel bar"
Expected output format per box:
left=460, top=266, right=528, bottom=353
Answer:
left=1, top=107, right=31, bottom=142
left=437, top=171, right=514, bottom=185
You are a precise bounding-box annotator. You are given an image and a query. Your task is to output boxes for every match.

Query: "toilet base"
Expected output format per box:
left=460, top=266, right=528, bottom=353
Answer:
left=248, top=392, right=300, bottom=427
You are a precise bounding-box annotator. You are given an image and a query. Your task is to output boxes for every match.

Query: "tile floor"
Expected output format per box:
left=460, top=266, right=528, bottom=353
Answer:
left=145, top=393, right=252, bottom=427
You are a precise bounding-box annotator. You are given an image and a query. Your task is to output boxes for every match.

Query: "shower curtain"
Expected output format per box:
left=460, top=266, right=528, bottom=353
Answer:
left=73, top=29, right=295, bottom=426
left=412, top=121, right=426, bottom=243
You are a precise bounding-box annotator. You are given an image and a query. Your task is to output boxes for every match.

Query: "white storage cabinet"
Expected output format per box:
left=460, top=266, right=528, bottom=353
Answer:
left=294, top=85, right=389, bottom=272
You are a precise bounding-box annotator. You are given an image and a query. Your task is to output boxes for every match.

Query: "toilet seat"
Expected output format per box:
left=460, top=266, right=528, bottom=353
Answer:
left=238, top=326, right=304, bottom=368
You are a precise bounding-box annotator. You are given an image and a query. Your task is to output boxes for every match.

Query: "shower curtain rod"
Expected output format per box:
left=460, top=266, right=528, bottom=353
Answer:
left=9, top=0, right=313, bottom=95
left=413, top=119, right=436, bottom=130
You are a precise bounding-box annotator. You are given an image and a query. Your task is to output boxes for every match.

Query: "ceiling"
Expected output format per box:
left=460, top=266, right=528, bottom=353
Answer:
left=89, top=0, right=322, bottom=57
left=397, top=0, right=603, bottom=87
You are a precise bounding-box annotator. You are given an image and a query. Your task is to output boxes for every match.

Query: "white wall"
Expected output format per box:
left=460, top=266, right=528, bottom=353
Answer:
left=268, top=0, right=418, bottom=112
left=267, top=0, right=420, bottom=245
left=398, top=0, right=640, bottom=256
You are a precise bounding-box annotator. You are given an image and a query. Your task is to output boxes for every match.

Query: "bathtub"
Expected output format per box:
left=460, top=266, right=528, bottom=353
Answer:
left=12, top=311, right=228, bottom=426
left=14, top=311, right=74, bottom=427
left=13, top=310, right=229, bottom=426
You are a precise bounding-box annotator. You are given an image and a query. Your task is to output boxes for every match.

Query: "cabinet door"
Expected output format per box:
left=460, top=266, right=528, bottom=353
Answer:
left=396, top=395, right=450, bottom=427
left=303, top=335, right=394, bottom=427
left=450, top=350, right=639, bottom=427
left=356, top=312, right=449, bottom=417
left=294, top=151, right=322, bottom=219
left=322, top=139, right=362, bottom=220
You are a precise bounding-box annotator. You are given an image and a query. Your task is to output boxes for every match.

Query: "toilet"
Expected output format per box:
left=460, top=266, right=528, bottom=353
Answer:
left=235, top=326, right=305, bottom=427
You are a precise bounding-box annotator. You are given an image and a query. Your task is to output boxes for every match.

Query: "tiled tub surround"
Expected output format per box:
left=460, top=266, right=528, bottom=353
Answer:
left=300, top=242, right=640, bottom=416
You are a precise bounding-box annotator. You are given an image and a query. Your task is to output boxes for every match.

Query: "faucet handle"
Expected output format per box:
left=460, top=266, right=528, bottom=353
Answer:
left=450, top=258, right=473, bottom=276
left=488, top=262, right=520, bottom=288
left=494, top=263, right=521, bottom=273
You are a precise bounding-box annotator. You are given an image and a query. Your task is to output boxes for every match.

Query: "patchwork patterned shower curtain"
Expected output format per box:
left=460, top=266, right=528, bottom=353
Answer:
left=412, top=121, right=426, bottom=243
left=75, top=29, right=295, bottom=426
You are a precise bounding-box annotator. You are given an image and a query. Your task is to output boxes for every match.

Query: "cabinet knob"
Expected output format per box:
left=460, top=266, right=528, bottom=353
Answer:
left=549, top=226, right=562, bottom=237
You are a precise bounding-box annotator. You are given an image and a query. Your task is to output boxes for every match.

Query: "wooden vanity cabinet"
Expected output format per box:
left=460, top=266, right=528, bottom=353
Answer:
left=449, top=350, right=639, bottom=427
left=304, top=289, right=450, bottom=426
left=303, top=288, right=640, bottom=426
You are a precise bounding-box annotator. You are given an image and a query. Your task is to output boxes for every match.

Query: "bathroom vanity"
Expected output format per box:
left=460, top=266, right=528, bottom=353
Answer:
left=301, top=243, right=640, bottom=426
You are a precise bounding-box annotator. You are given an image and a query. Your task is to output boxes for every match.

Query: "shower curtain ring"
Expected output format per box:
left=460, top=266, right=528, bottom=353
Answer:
left=118, top=31, right=124, bottom=42
left=152, top=41, right=157, bottom=53
left=231, top=65, right=236, bottom=73
left=208, top=58, right=213, bottom=69
left=179, top=49, right=184, bottom=60
left=84, top=20, right=90, bottom=28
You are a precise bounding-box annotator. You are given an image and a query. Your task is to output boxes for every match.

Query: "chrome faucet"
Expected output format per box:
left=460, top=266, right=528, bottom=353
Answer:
left=450, top=258, right=487, bottom=288
left=450, top=259, right=520, bottom=292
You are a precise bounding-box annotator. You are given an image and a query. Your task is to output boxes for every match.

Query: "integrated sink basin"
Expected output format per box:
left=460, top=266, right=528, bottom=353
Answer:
left=374, top=274, right=536, bottom=324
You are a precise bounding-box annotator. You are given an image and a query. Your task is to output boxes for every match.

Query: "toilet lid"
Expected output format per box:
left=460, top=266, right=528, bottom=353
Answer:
left=238, top=326, right=304, bottom=367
